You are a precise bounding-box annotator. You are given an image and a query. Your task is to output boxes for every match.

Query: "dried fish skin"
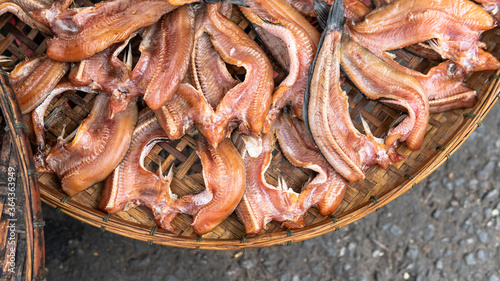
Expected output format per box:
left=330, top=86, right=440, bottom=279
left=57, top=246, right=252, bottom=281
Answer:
left=475, top=0, right=500, bottom=21
left=154, top=83, right=215, bottom=141
left=340, top=35, right=429, bottom=150
left=304, top=0, right=399, bottom=182
left=175, top=136, right=245, bottom=235
left=201, top=3, right=274, bottom=141
left=236, top=133, right=300, bottom=233
left=10, top=54, right=69, bottom=114
left=347, top=0, right=500, bottom=72
left=191, top=3, right=238, bottom=109
left=240, top=0, right=320, bottom=132
left=132, top=5, right=195, bottom=110
left=38, top=93, right=138, bottom=196
left=236, top=114, right=347, bottom=234
left=0, top=2, right=52, bottom=34
left=39, top=0, right=175, bottom=62
left=99, top=112, right=178, bottom=232
left=32, top=81, right=95, bottom=151
left=276, top=113, right=347, bottom=220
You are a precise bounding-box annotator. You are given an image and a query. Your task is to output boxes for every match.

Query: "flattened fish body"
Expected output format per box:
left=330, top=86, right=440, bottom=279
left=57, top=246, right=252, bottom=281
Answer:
left=276, top=113, right=347, bottom=220
left=174, top=137, right=245, bottom=235
left=10, top=55, right=69, bottom=114
left=68, top=39, right=142, bottom=116
left=236, top=114, right=347, bottom=234
left=40, top=0, right=175, bottom=61
left=191, top=9, right=238, bottom=109
left=240, top=0, right=320, bottom=131
left=132, top=5, right=195, bottom=110
left=202, top=3, right=274, bottom=139
left=305, top=0, right=398, bottom=182
left=158, top=3, right=273, bottom=147
left=41, top=93, right=138, bottom=196
left=99, top=112, right=177, bottom=232
left=347, top=0, right=500, bottom=72
left=340, top=35, right=429, bottom=150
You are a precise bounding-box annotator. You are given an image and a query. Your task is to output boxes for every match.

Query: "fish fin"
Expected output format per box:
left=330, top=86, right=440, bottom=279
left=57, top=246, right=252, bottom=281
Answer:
left=428, top=38, right=445, bottom=59
left=313, top=0, right=330, bottom=29
left=325, top=0, right=344, bottom=32
left=359, top=114, right=372, bottom=136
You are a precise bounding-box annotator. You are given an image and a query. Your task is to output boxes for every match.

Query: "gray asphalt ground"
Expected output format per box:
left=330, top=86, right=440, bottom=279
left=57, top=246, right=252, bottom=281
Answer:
left=42, top=103, right=500, bottom=281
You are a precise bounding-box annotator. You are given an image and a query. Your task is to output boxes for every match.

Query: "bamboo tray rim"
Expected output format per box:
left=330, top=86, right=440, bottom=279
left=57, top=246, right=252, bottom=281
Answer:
left=37, top=70, right=500, bottom=250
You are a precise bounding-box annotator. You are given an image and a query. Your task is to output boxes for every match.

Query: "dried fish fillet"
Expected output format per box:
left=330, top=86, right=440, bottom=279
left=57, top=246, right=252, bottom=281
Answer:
left=10, top=54, right=68, bottom=114
left=99, top=112, right=178, bottom=231
left=154, top=3, right=274, bottom=147
left=191, top=3, right=238, bottom=109
left=304, top=0, right=400, bottom=182
left=35, top=0, right=175, bottom=62
left=174, top=136, right=245, bottom=235
left=340, top=35, right=429, bottom=150
left=131, top=5, right=195, bottom=110
left=36, top=93, right=138, bottom=196
left=236, top=113, right=347, bottom=234
left=347, top=0, right=500, bottom=72
left=240, top=0, right=320, bottom=132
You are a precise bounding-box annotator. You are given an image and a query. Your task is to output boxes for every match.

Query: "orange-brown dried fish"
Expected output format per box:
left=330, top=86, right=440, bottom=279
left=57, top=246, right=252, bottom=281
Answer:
left=156, top=3, right=273, bottom=147
left=313, top=1, right=478, bottom=113
left=239, top=0, right=320, bottom=132
left=174, top=136, right=245, bottom=235
left=347, top=0, right=500, bottom=72
left=99, top=111, right=178, bottom=231
left=475, top=0, right=500, bottom=21
left=130, top=5, right=195, bottom=111
left=32, top=80, right=95, bottom=150
left=191, top=2, right=237, bottom=109
left=304, top=0, right=401, bottom=182
left=36, top=93, right=137, bottom=196
left=236, top=113, right=347, bottom=234
left=340, top=35, right=429, bottom=150
left=0, top=1, right=52, bottom=33
left=101, top=111, right=245, bottom=235
left=203, top=2, right=273, bottom=138
left=34, top=0, right=175, bottom=62
left=68, top=40, right=137, bottom=116
left=154, top=83, right=214, bottom=141
left=9, top=54, right=68, bottom=114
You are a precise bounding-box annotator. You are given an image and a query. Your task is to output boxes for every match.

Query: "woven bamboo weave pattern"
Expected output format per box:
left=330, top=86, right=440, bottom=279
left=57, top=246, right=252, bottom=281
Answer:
left=0, top=2, right=499, bottom=250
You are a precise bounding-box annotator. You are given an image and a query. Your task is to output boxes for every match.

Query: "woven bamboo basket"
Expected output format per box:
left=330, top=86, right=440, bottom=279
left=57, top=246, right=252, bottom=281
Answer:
left=0, top=69, right=45, bottom=279
left=0, top=2, right=499, bottom=250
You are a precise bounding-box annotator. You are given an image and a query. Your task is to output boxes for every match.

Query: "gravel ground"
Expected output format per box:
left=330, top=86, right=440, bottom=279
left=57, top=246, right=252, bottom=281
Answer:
left=42, top=103, right=500, bottom=281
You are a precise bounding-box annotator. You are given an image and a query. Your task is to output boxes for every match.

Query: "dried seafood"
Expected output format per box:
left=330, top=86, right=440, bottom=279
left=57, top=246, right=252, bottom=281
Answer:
left=3, top=0, right=498, bottom=236
left=33, top=0, right=176, bottom=62
left=9, top=54, right=68, bottom=114
left=35, top=93, right=137, bottom=196
left=347, top=0, right=500, bottom=72
left=304, top=0, right=400, bottom=182
left=240, top=0, right=320, bottom=132
left=100, top=112, right=245, bottom=235
left=340, top=35, right=429, bottom=150
left=236, top=112, right=347, bottom=233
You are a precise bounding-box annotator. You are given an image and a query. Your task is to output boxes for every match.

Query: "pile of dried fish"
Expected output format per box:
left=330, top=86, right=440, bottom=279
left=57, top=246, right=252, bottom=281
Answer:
left=4, top=0, right=499, bottom=235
